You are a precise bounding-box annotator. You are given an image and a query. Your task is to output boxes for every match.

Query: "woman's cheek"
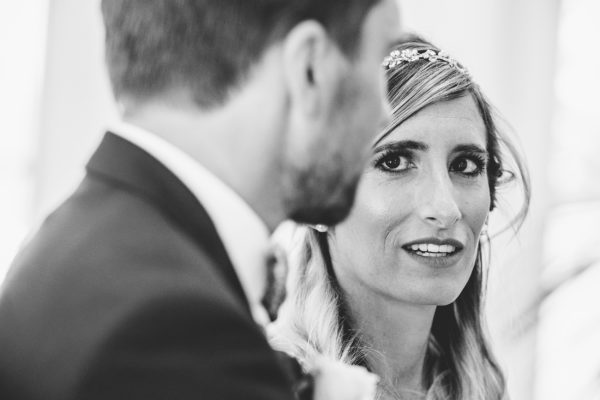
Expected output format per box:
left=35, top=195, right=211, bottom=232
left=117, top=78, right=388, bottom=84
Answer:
left=462, top=185, right=491, bottom=236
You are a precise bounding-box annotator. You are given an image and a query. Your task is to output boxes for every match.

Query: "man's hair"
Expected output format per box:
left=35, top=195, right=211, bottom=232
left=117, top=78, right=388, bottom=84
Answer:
left=101, top=0, right=381, bottom=108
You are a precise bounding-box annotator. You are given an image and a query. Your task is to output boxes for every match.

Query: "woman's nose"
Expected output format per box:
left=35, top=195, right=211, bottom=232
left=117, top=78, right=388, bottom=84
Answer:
left=416, top=169, right=462, bottom=229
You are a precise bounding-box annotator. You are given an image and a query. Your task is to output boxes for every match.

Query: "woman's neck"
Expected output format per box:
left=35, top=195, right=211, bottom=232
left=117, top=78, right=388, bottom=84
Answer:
left=343, top=289, right=436, bottom=399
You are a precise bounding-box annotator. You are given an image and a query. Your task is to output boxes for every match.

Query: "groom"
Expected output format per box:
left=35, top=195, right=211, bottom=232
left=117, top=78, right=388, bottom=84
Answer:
left=0, top=1, right=400, bottom=399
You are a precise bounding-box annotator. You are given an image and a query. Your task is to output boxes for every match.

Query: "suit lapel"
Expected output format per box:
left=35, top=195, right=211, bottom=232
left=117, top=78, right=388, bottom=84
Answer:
left=86, top=131, right=251, bottom=314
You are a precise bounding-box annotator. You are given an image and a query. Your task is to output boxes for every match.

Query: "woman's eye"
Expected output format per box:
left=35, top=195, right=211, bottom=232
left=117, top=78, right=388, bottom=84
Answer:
left=451, top=157, right=482, bottom=175
left=377, top=154, right=413, bottom=172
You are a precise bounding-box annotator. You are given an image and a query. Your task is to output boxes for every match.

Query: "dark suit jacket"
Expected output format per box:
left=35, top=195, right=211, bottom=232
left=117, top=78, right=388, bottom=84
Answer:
left=0, top=132, right=296, bottom=400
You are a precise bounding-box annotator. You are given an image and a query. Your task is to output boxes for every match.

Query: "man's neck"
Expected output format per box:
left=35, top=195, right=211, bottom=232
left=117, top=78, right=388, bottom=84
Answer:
left=121, top=89, right=287, bottom=231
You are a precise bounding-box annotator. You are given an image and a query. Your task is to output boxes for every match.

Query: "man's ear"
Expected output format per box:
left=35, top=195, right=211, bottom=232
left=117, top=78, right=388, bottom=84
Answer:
left=281, top=20, right=345, bottom=119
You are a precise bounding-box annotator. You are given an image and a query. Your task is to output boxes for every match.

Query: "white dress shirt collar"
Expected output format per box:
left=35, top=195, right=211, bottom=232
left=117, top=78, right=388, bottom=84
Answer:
left=112, top=122, right=271, bottom=326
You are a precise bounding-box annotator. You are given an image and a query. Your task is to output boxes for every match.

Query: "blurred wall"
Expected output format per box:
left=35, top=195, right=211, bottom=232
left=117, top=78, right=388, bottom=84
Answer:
left=0, top=1, right=49, bottom=278
left=34, top=1, right=561, bottom=399
left=34, top=0, right=117, bottom=220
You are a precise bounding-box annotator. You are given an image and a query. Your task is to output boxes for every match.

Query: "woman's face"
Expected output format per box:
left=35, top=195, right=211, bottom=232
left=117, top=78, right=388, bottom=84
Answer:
left=329, top=95, right=490, bottom=306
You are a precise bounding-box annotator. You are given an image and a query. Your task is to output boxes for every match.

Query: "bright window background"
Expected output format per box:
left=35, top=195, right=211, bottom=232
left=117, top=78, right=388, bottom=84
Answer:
left=537, top=0, right=600, bottom=398
left=0, top=1, right=49, bottom=281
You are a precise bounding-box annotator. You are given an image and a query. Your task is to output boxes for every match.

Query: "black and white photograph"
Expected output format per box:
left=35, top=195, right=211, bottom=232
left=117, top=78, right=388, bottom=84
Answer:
left=0, top=1, right=598, bottom=399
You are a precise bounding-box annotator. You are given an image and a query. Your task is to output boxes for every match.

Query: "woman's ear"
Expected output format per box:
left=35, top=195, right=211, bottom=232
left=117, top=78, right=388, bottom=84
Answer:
left=280, top=20, right=347, bottom=120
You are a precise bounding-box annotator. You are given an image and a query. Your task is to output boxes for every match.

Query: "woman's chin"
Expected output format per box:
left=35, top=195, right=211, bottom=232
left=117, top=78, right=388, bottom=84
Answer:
left=399, top=286, right=463, bottom=307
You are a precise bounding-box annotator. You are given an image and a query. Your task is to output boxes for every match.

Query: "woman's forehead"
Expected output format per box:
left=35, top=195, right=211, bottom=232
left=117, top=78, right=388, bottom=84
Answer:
left=382, top=96, right=487, bottom=148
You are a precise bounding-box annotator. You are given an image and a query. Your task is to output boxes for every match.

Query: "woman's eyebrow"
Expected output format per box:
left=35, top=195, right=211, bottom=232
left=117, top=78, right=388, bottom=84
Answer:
left=373, top=140, right=429, bottom=153
left=453, top=144, right=488, bottom=155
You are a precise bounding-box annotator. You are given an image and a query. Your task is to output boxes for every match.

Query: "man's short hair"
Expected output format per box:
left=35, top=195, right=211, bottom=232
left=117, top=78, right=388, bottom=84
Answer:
left=101, top=0, right=381, bottom=108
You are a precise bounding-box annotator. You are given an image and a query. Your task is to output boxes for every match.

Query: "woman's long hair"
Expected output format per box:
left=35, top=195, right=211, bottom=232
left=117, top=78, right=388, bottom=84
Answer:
left=269, top=36, right=530, bottom=400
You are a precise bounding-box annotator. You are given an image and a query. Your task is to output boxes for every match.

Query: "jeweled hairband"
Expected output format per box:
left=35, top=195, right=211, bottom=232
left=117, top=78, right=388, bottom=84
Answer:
left=382, top=48, right=469, bottom=76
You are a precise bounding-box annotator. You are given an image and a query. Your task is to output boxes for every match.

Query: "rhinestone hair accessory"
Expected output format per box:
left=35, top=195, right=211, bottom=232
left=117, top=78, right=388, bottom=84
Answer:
left=382, top=48, right=469, bottom=76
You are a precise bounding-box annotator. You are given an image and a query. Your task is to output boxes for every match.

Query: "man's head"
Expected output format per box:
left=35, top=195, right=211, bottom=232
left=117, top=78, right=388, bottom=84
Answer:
left=278, top=0, right=401, bottom=225
left=101, top=0, right=401, bottom=227
left=102, top=0, right=384, bottom=108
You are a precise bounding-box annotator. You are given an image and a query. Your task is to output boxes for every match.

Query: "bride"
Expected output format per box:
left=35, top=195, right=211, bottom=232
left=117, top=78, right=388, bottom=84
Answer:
left=270, top=36, right=529, bottom=400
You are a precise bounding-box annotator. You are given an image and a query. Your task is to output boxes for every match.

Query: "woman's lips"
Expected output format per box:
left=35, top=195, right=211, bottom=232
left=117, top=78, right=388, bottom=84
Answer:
left=401, top=238, right=465, bottom=260
left=407, top=243, right=457, bottom=256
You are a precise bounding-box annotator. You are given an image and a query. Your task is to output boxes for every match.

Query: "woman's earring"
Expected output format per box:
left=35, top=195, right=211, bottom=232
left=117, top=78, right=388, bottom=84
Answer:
left=310, top=224, right=329, bottom=233
left=480, top=221, right=489, bottom=237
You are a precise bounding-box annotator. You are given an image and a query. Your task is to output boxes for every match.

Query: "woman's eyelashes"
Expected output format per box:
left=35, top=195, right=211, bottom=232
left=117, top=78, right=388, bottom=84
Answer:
left=374, top=150, right=415, bottom=172
left=450, top=152, right=487, bottom=177
left=373, top=149, right=488, bottom=177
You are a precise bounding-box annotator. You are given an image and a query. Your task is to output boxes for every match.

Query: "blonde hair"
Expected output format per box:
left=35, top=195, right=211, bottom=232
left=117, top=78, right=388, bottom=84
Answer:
left=269, top=35, right=529, bottom=400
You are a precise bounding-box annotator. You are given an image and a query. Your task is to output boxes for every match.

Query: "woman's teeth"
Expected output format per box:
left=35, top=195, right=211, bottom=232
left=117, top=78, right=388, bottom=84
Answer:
left=408, top=244, right=457, bottom=257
